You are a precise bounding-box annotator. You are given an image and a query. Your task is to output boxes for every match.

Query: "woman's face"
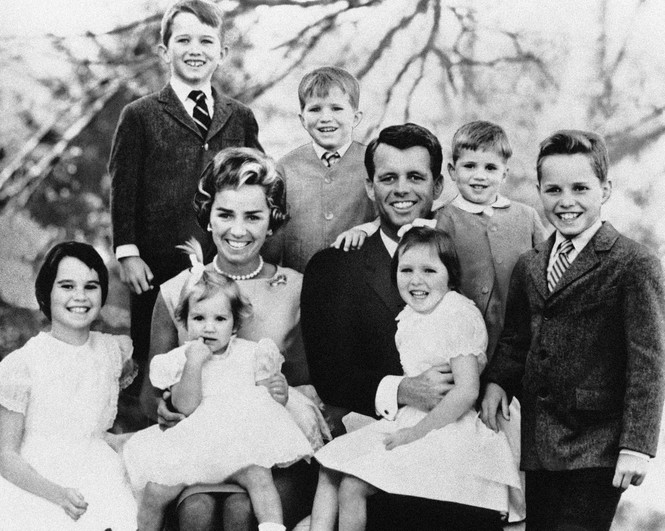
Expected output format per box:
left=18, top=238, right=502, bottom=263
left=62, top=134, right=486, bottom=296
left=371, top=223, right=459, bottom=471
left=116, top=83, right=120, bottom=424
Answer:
left=209, top=185, right=271, bottom=271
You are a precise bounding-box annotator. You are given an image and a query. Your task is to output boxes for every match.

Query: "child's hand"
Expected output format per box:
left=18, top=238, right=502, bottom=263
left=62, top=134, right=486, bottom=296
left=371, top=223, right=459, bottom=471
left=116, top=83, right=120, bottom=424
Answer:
left=185, top=338, right=212, bottom=363
left=331, top=228, right=368, bottom=251
left=384, top=428, right=420, bottom=450
left=57, top=487, right=88, bottom=521
left=613, top=453, right=649, bottom=490
left=119, top=256, right=154, bottom=294
left=480, top=383, right=510, bottom=432
left=257, top=373, right=288, bottom=406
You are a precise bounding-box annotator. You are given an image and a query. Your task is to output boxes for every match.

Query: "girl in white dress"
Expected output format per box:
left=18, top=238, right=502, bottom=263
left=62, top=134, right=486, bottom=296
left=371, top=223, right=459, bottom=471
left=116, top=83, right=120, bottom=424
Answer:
left=310, top=225, right=524, bottom=530
left=123, top=247, right=313, bottom=531
left=0, top=241, right=137, bottom=531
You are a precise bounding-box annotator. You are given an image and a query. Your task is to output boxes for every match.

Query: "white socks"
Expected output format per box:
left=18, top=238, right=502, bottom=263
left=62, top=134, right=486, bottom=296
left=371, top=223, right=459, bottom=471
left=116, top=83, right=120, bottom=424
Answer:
left=258, top=523, right=286, bottom=531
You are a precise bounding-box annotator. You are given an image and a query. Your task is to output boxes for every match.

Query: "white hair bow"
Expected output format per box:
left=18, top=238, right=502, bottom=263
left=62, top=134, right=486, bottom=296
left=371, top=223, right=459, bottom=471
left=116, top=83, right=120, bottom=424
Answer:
left=188, top=253, right=206, bottom=283
left=396, top=218, right=437, bottom=239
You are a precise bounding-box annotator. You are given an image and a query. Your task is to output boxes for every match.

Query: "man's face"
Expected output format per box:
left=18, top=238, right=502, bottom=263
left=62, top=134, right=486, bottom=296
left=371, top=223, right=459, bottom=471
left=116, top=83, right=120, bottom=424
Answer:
left=365, top=144, right=443, bottom=241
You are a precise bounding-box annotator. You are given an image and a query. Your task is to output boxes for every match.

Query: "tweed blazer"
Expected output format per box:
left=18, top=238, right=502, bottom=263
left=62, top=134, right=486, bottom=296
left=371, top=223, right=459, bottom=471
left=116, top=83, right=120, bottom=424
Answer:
left=262, top=141, right=375, bottom=273
left=485, top=222, right=665, bottom=470
left=436, top=200, right=547, bottom=361
left=109, top=84, right=262, bottom=270
left=301, top=231, right=405, bottom=417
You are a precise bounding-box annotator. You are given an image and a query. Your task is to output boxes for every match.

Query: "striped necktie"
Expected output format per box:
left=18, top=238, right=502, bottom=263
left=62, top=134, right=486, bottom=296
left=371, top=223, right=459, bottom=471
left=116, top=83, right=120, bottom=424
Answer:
left=188, top=90, right=211, bottom=137
left=322, top=151, right=341, bottom=167
left=547, top=239, right=574, bottom=292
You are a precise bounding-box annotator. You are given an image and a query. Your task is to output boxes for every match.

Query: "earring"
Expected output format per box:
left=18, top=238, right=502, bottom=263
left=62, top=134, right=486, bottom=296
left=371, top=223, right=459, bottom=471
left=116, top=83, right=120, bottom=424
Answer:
left=207, top=224, right=212, bottom=232
left=267, top=229, right=273, bottom=236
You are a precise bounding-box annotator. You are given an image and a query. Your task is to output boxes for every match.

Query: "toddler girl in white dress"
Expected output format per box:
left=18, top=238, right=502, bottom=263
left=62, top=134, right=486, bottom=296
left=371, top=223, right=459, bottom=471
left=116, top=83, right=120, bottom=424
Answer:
left=310, top=225, right=524, bottom=530
left=123, top=253, right=313, bottom=531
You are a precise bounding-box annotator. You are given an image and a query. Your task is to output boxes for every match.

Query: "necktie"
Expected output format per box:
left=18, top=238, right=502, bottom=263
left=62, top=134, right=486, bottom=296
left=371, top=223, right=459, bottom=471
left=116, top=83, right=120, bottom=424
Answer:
left=188, top=90, right=211, bottom=137
left=547, top=239, right=574, bottom=292
left=322, top=151, right=341, bottom=167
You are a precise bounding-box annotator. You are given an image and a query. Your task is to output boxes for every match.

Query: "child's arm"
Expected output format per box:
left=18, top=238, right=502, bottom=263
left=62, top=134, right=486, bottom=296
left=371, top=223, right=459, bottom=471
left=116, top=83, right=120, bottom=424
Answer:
left=385, top=354, right=479, bottom=450
left=170, top=339, right=212, bottom=416
left=331, top=218, right=379, bottom=251
left=0, top=407, right=88, bottom=521
left=109, top=105, right=154, bottom=294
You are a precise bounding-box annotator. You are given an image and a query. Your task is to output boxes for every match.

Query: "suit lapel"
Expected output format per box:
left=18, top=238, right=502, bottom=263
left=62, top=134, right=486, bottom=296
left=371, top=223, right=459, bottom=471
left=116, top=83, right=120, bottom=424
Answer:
left=158, top=84, right=201, bottom=138
left=548, top=222, right=619, bottom=296
left=529, top=235, right=555, bottom=299
left=362, top=232, right=404, bottom=315
left=206, top=88, right=232, bottom=140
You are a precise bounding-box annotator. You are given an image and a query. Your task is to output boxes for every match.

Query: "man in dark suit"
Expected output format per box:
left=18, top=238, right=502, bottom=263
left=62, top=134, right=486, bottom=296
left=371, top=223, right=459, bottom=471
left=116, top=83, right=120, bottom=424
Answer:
left=302, top=123, right=504, bottom=530
left=481, top=130, right=665, bottom=530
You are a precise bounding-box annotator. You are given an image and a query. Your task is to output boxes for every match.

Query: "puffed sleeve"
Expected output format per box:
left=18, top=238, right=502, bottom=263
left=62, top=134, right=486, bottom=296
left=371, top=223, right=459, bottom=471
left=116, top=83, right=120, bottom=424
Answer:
left=0, top=351, right=31, bottom=415
left=254, top=338, right=285, bottom=381
left=445, top=298, right=489, bottom=371
left=115, top=335, right=138, bottom=390
left=149, top=346, right=188, bottom=390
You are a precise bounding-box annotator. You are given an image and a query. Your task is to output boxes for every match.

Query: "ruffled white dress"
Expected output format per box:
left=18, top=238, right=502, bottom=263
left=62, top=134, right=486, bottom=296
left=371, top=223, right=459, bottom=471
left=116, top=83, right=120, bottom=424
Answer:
left=123, top=337, right=313, bottom=490
left=0, top=332, right=138, bottom=531
left=315, top=291, right=525, bottom=521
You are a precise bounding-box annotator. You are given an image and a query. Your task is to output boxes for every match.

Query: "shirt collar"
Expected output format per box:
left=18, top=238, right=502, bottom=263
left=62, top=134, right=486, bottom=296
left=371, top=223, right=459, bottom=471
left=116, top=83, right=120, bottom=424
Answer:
left=452, top=194, right=511, bottom=217
left=380, top=230, right=399, bottom=258
left=553, top=219, right=603, bottom=255
left=170, top=78, right=213, bottom=107
left=312, top=140, right=353, bottom=161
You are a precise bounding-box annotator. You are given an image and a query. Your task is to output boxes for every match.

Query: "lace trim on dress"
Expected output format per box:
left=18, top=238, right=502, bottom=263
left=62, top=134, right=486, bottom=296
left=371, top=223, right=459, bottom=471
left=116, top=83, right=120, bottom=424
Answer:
left=0, top=352, right=31, bottom=415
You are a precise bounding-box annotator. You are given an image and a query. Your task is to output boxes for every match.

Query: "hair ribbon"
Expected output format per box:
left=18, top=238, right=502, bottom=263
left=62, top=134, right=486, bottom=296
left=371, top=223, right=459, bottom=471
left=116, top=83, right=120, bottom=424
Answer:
left=189, top=253, right=206, bottom=283
left=396, top=218, right=437, bottom=239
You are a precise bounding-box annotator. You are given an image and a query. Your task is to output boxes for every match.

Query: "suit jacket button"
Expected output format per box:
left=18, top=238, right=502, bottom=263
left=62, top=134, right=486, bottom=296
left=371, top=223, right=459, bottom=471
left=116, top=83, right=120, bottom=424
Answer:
left=324, top=177, right=332, bottom=184
left=481, top=286, right=489, bottom=294
left=537, top=387, right=549, bottom=399
left=324, top=212, right=334, bottom=220
left=204, top=143, right=209, bottom=150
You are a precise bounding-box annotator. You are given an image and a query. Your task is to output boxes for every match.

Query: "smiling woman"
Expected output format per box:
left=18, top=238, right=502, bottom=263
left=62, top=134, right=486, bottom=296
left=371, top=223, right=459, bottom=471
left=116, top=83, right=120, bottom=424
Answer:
left=139, top=147, right=322, bottom=530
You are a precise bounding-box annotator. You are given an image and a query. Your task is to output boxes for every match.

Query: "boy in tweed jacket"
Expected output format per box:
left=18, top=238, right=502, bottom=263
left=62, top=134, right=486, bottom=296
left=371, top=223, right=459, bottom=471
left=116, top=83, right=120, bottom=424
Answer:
left=481, top=130, right=665, bottom=530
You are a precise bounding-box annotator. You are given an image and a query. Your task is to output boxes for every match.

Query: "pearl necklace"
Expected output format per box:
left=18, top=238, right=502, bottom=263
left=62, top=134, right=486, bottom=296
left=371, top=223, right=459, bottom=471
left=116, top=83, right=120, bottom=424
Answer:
left=213, top=255, right=264, bottom=281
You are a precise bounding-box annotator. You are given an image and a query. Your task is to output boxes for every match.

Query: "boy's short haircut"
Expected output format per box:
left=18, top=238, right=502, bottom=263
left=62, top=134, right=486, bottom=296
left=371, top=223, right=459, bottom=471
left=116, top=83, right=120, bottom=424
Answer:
left=161, top=0, right=224, bottom=46
left=365, top=123, right=443, bottom=183
left=536, top=129, right=609, bottom=183
left=451, top=120, right=512, bottom=163
left=298, top=66, right=360, bottom=110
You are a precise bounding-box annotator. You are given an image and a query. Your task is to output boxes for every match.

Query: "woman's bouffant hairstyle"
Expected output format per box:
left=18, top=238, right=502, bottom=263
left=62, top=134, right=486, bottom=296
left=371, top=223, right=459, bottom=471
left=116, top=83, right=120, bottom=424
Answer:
left=174, top=240, right=252, bottom=333
left=193, top=147, right=289, bottom=233
left=391, top=226, right=461, bottom=292
left=35, top=241, right=109, bottom=321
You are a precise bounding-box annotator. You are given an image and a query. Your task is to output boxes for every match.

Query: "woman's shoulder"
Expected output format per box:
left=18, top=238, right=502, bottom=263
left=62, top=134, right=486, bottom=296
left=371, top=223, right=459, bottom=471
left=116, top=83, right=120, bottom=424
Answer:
left=160, top=269, right=192, bottom=302
left=441, top=291, right=483, bottom=318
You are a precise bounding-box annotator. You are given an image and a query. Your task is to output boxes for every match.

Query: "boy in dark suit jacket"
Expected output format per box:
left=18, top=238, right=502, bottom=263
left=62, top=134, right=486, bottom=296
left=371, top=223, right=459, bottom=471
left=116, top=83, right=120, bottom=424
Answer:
left=481, top=130, right=665, bottom=530
left=109, top=0, right=261, bottom=385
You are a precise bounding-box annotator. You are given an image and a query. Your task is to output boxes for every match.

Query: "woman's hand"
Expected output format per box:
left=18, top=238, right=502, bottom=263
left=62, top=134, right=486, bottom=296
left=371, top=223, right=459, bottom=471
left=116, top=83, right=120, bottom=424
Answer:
left=157, top=390, right=186, bottom=430
left=257, top=373, right=288, bottom=406
left=384, top=428, right=420, bottom=450
left=56, top=487, right=88, bottom=521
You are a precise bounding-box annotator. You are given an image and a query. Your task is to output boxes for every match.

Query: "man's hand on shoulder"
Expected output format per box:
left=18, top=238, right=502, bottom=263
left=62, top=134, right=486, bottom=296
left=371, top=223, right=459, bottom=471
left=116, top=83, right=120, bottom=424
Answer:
left=119, top=256, right=154, bottom=294
left=397, top=363, right=454, bottom=412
